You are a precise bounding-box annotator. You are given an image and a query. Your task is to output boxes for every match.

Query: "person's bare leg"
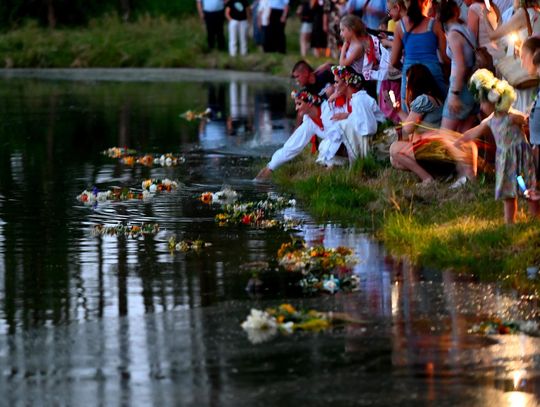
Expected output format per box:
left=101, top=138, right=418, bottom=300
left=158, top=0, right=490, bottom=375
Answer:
left=527, top=199, right=539, bottom=218
left=390, top=141, right=433, bottom=182
left=504, top=197, right=517, bottom=224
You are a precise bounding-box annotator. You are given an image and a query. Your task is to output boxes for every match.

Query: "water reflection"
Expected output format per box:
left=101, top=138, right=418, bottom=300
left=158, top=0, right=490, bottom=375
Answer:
left=0, top=73, right=538, bottom=404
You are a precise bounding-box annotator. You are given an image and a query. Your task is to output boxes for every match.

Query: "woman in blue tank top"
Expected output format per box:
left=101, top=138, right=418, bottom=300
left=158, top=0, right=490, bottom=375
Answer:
left=389, top=0, right=449, bottom=109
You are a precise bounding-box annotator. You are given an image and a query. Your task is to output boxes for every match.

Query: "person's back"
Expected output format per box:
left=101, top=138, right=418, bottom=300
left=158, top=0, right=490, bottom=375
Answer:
left=401, top=16, right=439, bottom=64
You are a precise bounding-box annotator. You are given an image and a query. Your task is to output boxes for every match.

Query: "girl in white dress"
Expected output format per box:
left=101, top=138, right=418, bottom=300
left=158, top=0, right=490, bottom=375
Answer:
left=255, top=89, right=325, bottom=180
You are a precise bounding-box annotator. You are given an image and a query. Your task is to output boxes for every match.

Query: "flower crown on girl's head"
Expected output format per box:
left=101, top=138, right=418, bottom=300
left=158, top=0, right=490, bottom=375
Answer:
left=290, top=89, right=322, bottom=105
left=469, top=69, right=516, bottom=112
left=331, top=65, right=365, bottom=87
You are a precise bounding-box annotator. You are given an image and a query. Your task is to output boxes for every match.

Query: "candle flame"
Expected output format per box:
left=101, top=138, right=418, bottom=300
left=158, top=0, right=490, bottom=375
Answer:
left=513, top=369, right=526, bottom=389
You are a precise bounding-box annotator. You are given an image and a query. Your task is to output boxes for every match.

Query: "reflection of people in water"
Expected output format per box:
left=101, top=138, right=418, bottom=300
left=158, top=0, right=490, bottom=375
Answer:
left=227, top=81, right=252, bottom=135
left=199, top=83, right=228, bottom=150
left=251, top=89, right=291, bottom=147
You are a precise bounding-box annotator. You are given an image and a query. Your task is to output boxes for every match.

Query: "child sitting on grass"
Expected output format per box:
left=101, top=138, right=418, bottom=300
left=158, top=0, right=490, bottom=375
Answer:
left=455, top=69, right=539, bottom=224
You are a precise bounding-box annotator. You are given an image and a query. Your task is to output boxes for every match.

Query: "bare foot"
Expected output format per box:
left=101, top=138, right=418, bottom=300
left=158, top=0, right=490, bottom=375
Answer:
left=416, top=178, right=435, bottom=188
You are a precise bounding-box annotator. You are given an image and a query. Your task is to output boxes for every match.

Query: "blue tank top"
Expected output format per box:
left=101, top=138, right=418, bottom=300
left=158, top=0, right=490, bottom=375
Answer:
left=401, top=18, right=440, bottom=64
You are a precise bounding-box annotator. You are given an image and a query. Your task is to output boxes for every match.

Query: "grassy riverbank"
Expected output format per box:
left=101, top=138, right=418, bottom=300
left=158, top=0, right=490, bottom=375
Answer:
left=273, top=153, right=540, bottom=289
left=0, top=14, right=316, bottom=75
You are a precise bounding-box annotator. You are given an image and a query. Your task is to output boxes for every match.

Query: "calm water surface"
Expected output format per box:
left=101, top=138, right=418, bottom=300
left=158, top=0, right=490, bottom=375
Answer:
left=0, top=69, right=538, bottom=406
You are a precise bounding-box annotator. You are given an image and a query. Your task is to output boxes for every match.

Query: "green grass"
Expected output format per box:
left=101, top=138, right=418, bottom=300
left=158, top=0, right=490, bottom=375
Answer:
left=272, top=152, right=540, bottom=289
left=0, top=13, right=329, bottom=75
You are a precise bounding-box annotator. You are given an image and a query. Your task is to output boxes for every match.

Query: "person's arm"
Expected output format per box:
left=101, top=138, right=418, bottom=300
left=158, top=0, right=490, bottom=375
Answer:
left=434, top=20, right=450, bottom=65
left=225, top=4, right=232, bottom=21
left=488, top=7, right=527, bottom=41
left=458, top=119, right=490, bottom=144
left=389, top=20, right=404, bottom=68
left=467, top=6, right=480, bottom=41
left=247, top=2, right=252, bottom=21
left=323, top=11, right=329, bottom=33
left=314, top=62, right=332, bottom=74
left=446, top=31, right=467, bottom=114
left=197, top=0, right=204, bottom=20
left=281, top=5, right=289, bottom=23
left=401, top=111, right=424, bottom=141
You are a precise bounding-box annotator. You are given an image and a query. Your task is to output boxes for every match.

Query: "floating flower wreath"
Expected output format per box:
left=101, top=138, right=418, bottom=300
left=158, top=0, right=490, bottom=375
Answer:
left=102, top=147, right=138, bottom=158
left=214, top=193, right=298, bottom=229
left=277, top=239, right=359, bottom=294
left=331, top=65, right=364, bottom=87
left=168, top=236, right=212, bottom=252
left=141, top=178, right=179, bottom=193
left=77, top=187, right=153, bottom=205
left=469, top=318, right=539, bottom=336
left=200, top=187, right=239, bottom=204
left=469, top=69, right=516, bottom=112
left=290, top=89, right=322, bottom=106
left=180, top=108, right=212, bottom=122
left=120, top=153, right=186, bottom=167
left=92, top=223, right=160, bottom=238
left=241, top=304, right=361, bottom=344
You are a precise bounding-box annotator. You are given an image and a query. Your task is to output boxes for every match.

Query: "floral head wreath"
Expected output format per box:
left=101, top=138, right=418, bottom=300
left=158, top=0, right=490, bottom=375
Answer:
left=331, top=65, right=364, bottom=87
left=290, top=89, right=322, bottom=105
left=469, top=69, right=516, bottom=112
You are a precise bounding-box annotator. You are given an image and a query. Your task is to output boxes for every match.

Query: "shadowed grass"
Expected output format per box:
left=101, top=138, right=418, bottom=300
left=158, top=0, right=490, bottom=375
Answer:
left=272, top=152, right=540, bottom=288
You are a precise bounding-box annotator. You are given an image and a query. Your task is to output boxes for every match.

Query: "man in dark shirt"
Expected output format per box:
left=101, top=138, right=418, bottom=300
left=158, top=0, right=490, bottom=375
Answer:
left=225, top=0, right=251, bottom=56
left=291, top=60, right=334, bottom=99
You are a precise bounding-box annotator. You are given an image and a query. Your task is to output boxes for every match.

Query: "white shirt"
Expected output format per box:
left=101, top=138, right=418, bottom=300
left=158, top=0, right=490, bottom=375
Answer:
left=198, top=0, right=224, bottom=12
left=268, top=0, right=289, bottom=10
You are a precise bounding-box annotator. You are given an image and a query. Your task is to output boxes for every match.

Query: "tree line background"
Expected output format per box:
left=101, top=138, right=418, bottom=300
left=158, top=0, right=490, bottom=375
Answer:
left=0, top=0, right=197, bottom=29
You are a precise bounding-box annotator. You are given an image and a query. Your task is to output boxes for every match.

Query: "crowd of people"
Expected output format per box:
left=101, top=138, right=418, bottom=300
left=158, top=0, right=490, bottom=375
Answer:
left=196, top=0, right=540, bottom=224
left=243, top=0, right=540, bottom=224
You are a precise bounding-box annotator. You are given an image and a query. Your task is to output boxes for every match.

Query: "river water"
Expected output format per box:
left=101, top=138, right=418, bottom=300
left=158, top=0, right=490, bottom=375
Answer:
left=0, top=69, right=538, bottom=406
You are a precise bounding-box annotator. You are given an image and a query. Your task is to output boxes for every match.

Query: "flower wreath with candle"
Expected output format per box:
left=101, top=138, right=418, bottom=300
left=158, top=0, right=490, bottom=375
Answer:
left=331, top=65, right=365, bottom=88
left=469, top=68, right=516, bottom=113
left=290, top=88, right=322, bottom=106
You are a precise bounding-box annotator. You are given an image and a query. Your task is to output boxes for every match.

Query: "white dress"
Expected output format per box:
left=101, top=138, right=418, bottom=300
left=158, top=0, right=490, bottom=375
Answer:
left=339, top=90, right=386, bottom=161
left=267, top=114, right=325, bottom=170
left=316, top=99, right=348, bottom=166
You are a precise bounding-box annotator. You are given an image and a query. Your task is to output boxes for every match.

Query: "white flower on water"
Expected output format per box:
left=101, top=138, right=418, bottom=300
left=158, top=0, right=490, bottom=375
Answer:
left=518, top=321, right=539, bottom=334
left=241, top=309, right=278, bottom=344
left=281, top=321, right=294, bottom=334
left=214, top=187, right=238, bottom=203
left=142, top=190, right=153, bottom=200
left=323, top=275, right=340, bottom=294
left=141, top=179, right=152, bottom=190
left=96, top=191, right=110, bottom=202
